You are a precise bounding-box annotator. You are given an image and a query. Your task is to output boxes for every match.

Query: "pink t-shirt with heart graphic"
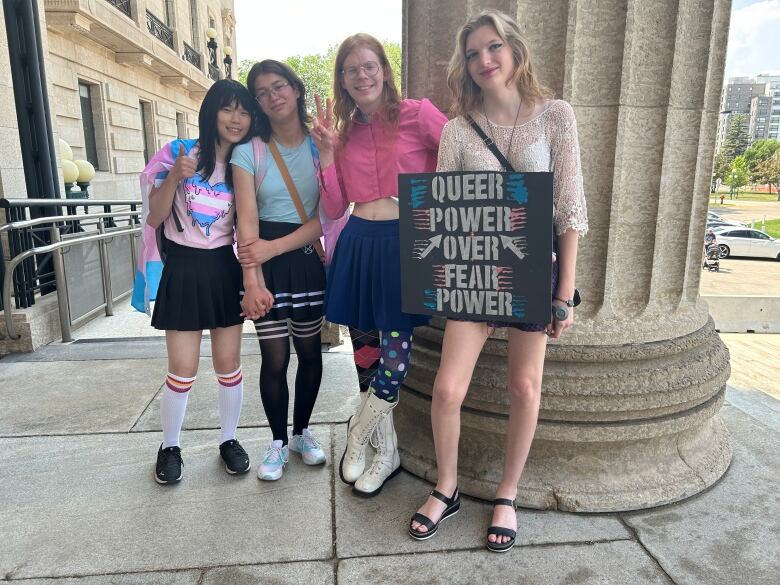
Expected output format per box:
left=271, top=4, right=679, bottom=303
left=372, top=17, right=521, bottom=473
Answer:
left=161, top=160, right=236, bottom=249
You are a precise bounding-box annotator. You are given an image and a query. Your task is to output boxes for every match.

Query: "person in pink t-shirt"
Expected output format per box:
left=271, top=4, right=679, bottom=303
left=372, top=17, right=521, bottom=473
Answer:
left=143, top=80, right=272, bottom=485
left=312, top=33, right=447, bottom=497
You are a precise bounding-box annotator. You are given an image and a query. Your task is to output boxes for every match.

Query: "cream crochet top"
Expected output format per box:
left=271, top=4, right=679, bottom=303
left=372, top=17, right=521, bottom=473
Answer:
left=436, top=99, right=589, bottom=236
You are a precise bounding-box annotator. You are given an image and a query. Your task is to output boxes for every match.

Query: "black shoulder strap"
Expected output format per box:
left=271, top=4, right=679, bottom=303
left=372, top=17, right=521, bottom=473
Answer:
left=464, top=114, right=515, bottom=172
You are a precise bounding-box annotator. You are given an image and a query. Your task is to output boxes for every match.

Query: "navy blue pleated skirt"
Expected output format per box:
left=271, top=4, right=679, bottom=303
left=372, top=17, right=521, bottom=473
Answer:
left=325, top=216, right=429, bottom=332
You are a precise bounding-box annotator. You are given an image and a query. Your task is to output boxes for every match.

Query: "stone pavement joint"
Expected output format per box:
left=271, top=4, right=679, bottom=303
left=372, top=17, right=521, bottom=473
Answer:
left=617, top=516, right=679, bottom=585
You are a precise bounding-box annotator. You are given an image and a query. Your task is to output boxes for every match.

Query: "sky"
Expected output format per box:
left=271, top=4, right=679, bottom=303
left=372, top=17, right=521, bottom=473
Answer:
left=235, top=1, right=402, bottom=62
left=235, top=0, right=778, bottom=80
left=723, top=0, right=780, bottom=78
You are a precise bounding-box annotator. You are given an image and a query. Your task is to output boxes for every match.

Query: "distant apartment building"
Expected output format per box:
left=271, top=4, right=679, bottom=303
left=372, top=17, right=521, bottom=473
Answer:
left=715, top=77, right=768, bottom=152
left=0, top=0, right=236, bottom=201
left=749, top=95, right=771, bottom=141
left=755, top=74, right=780, bottom=141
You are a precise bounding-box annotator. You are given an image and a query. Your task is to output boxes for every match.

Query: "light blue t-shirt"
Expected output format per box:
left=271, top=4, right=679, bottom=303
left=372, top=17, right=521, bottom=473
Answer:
left=230, top=136, right=319, bottom=223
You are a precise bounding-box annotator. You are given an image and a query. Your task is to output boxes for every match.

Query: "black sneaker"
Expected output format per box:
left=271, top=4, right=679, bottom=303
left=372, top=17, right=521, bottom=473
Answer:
left=155, top=444, right=183, bottom=484
left=220, top=439, right=250, bottom=474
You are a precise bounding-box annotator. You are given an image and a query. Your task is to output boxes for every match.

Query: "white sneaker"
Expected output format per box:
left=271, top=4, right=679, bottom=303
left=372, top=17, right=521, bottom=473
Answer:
left=290, top=428, right=327, bottom=465
left=257, top=440, right=289, bottom=481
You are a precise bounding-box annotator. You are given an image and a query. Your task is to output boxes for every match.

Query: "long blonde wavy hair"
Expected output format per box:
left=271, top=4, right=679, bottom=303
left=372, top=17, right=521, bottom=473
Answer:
left=332, top=33, right=401, bottom=141
left=447, top=9, right=552, bottom=117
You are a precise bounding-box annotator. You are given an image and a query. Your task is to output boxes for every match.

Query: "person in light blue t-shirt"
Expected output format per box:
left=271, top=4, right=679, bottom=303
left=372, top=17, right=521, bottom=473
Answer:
left=232, top=60, right=327, bottom=482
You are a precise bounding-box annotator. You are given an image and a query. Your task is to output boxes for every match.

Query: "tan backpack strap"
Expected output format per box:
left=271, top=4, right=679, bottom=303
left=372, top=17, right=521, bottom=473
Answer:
left=267, top=140, right=325, bottom=262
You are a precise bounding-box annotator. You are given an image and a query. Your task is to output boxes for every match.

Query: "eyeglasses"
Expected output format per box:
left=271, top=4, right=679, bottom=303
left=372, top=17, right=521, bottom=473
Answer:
left=255, top=81, right=290, bottom=102
left=342, top=61, right=380, bottom=80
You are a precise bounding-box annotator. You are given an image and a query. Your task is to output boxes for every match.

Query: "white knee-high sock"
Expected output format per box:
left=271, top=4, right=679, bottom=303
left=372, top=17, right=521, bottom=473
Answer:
left=160, top=373, right=195, bottom=448
left=217, top=367, right=244, bottom=444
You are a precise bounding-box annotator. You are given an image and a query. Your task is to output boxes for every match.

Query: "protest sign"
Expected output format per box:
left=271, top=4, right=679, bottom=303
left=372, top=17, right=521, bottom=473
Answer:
left=399, top=171, right=553, bottom=323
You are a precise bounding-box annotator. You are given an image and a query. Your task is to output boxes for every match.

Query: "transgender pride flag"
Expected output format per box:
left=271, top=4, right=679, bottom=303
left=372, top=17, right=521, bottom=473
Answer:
left=131, top=138, right=198, bottom=315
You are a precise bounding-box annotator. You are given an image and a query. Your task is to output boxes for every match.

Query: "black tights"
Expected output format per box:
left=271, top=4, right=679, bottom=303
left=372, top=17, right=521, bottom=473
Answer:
left=259, top=332, right=323, bottom=444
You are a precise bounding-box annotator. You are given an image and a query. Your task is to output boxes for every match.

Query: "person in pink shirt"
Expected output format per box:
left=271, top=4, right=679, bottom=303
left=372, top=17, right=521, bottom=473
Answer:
left=312, top=33, right=447, bottom=497
left=141, top=80, right=272, bottom=485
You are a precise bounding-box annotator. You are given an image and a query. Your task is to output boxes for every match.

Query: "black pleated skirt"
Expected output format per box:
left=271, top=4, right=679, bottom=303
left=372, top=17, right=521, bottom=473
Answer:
left=257, top=220, right=326, bottom=323
left=151, top=241, right=243, bottom=331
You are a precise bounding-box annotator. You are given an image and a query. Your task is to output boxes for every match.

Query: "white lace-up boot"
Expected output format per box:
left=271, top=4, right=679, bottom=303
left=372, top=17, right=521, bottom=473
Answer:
left=339, top=392, right=395, bottom=484
left=353, top=408, right=401, bottom=497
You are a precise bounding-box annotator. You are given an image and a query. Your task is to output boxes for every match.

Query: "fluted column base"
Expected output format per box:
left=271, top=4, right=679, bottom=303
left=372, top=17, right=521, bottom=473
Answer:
left=396, top=320, right=732, bottom=512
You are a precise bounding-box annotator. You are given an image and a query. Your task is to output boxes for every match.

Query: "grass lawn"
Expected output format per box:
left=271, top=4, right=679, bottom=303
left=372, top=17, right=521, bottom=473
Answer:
left=762, top=219, right=780, bottom=239
left=711, top=191, right=779, bottom=203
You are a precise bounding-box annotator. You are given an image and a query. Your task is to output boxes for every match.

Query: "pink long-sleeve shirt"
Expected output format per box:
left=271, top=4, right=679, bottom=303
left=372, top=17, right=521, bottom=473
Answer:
left=319, top=98, right=447, bottom=219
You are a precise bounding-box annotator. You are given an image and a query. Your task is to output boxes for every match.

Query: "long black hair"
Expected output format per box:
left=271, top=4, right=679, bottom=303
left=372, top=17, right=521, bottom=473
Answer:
left=196, top=78, right=258, bottom=186
left=246, top=60, right=310, bottom=142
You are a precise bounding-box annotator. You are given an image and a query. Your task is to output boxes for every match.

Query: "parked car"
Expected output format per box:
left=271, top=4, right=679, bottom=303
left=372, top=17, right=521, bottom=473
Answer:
left=707, top=220, right=738, bottom=230
left=714, top=227, right=780, bottom=260
left=707, top=211, right=743, bottom=227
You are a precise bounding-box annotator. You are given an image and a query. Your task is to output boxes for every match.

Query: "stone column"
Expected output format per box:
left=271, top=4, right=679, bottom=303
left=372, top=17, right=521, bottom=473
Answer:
left=398, top=0, right=732, bottom=512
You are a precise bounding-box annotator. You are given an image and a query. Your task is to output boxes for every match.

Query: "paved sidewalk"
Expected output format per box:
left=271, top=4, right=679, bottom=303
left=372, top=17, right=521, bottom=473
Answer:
left=1, top=308, right=778, bottom=583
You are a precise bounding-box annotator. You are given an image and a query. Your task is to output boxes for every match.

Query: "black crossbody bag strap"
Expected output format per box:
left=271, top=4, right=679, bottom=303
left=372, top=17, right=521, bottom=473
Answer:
left=464, top=115, right=580, bottom=307
left=465, top=115, right=515, bottom=172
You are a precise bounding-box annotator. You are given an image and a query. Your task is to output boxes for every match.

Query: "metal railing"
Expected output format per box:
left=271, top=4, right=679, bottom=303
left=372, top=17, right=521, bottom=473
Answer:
left=106, top=0, right=132, bottom=18
left=208, top=63, right=221, bottom=82
left=146, top=11, right=174, bottom=50
left=0, top=198, right=140, bottom=311
left=2, top=212, right=141, bottom=342
left=183, top=42, right=201, bottom=69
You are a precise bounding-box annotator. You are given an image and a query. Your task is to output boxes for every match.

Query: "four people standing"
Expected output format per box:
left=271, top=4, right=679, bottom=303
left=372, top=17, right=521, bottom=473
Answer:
left=138, top=9, right=586, bottom=550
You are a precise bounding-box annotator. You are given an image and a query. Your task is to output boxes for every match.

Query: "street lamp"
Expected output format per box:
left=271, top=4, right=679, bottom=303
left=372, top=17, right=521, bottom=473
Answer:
left=62, top=159, right=79, bottom=198
left=223, top=45, right=233, bottom=79
left=206, top=27, right=219, bottom=80
left=74, top=159, right=96, bottom=199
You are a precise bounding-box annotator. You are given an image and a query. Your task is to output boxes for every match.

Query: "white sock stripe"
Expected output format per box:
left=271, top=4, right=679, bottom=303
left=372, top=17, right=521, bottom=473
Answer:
left=255, top=322, right=287, bottom=332
left=271, top=300, right=324, bottom=309
left=291, top=322, right=323, bottom=334
left=166, top=372, right=197, bottom=383
left=255, top=331, right=292, bottom=340
left=256, top=318, right=287, bottom=325
left=292, top=328, right=322, bottom=339
left=271, top=291, right=326, bottom=299
left=292, top=318, right=324, bottom=327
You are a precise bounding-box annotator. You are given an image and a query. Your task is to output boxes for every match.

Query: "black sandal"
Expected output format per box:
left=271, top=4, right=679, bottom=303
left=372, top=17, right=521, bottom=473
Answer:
left=408, top=487, right=460, bottom=540
left=486, top=498, right=517, bottom=553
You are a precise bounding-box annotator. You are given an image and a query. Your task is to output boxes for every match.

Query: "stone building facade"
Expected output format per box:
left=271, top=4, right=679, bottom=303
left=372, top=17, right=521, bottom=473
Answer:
left=0, top=0, right=236, bottom=201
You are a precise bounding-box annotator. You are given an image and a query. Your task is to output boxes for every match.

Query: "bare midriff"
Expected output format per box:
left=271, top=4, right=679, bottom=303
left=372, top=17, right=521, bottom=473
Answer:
left=352, top=197, right=399, bottom=220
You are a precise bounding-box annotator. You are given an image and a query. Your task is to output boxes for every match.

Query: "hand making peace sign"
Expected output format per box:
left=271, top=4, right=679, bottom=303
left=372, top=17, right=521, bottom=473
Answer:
left=312, top=95, right=336, bottom=168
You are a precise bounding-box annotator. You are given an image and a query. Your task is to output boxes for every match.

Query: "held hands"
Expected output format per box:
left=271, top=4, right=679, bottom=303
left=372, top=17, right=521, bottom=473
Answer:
left=237, top=238, right=279, bottom=268
left=172, top=143, right=197, bottom=182
left=312, top=95, right=336, bottom=166
left=240, top=284, right=275, bottom=321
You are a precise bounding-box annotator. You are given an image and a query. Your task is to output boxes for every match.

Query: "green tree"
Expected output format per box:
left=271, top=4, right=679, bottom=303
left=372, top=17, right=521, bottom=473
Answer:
left=756, top=151, right=780, bottom=200
left=711, top=150, right=730, bottom=189
left=237, top=58, right=254, bottom=87
left=743, top=139, right=780, bottom=182
left=383, top=42, right=403, bottom=93
left=724, top=155, right=749, bottom=198
left=284, top=46, right=338, bottom=115
left=237, top=42, right=403, bottom=117
left=720, top=113, right=750, bottom=162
